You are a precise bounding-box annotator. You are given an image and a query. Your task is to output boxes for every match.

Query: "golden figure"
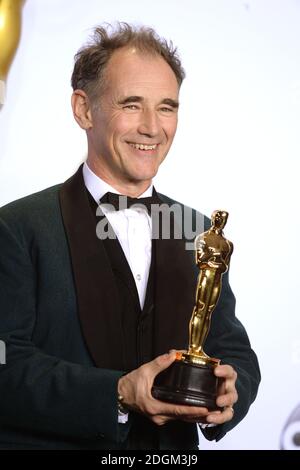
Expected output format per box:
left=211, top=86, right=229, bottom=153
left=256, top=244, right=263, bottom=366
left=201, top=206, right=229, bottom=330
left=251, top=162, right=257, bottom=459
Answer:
left=153, top=210, right=234, bottom=408
left=0, top=0, right=25, bottom=106
left=182, top=211, right=233, bottom=365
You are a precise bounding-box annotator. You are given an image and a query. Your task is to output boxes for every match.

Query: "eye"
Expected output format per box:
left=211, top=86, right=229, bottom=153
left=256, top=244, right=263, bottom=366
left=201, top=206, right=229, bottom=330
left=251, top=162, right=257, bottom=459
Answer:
left=123, top=104, right=139, bottom=110
left=159, top=107, right=174, bottom=113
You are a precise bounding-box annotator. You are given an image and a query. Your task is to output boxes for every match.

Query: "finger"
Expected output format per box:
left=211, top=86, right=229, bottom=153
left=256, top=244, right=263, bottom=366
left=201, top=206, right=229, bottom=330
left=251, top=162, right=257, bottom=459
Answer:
left=168, top=349, right=187, bottom=362
left=150, top=351, right=177, bottom=376
left=214, top=365, right=238, bottom=406
left=214, top=364, right=236, bottom=380
left=151, top=399, right=208, bottom=419
left=168, top=349, right=187, bottom=354
left=206, top=406, right=235, bottom=425
left=182, top=410, right=221, bottom=423
left=151, top=414, right=176, bottom=426
left=216, top=390, right=238, bottom=408
left=153, top=403, right=209, bottom=418
left=182, top=418, right=215, bottom=424
left=216, top=376, right=238, bottom=407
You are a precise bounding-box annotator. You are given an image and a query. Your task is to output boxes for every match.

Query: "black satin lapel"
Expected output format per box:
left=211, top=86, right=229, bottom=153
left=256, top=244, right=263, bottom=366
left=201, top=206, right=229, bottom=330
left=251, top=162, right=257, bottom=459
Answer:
left=103, top=237, right=141, bottom=311
left=59, top=165, right=125, bottom=369
left=153, top=204, right=199, bottom=357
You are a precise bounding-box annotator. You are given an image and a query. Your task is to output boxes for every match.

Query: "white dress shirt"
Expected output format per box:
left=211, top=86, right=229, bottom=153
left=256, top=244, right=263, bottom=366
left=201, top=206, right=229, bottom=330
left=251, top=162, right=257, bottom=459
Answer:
left=83, top=162, right=153, bottom=309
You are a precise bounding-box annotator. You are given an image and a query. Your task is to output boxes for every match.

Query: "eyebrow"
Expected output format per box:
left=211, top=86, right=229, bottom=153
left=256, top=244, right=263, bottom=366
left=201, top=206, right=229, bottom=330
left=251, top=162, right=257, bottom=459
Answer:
left=118, top=96, right=143, bottom=105
left=118, top=96, right=179, bottom=108
left=161, top=98, right=179, bottom=109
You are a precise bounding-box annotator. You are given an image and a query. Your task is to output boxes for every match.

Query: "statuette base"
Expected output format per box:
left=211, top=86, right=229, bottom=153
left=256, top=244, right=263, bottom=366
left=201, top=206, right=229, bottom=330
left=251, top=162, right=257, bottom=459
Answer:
left=152, top=357, right=221, bottom=410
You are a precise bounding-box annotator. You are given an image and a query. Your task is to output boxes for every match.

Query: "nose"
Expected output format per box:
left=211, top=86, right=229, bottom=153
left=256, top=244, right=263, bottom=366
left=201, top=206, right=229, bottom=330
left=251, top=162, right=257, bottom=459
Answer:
left=137, top=109, right=160, bottom=138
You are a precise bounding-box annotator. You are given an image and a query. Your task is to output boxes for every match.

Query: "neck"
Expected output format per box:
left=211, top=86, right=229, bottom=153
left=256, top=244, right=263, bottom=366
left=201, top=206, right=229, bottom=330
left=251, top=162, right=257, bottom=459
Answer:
left=86, top=157, right=152, bottom=197
left=212, top=227, right=223, bottom=235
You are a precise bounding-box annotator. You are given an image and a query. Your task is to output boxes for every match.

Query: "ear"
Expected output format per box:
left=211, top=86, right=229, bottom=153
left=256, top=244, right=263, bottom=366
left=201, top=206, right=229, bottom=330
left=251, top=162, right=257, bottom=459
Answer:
left=71, top=90, right=93, bottom=130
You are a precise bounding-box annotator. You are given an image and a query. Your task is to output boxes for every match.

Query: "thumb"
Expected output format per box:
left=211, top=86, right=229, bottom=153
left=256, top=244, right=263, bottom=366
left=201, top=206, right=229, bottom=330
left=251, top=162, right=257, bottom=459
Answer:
left=150, top=351, right=177, bottom=376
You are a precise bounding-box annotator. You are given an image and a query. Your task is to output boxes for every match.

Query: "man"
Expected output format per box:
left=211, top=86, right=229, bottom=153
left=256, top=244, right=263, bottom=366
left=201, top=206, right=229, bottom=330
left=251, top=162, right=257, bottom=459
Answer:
left=0, top=23, right=260, bottom=450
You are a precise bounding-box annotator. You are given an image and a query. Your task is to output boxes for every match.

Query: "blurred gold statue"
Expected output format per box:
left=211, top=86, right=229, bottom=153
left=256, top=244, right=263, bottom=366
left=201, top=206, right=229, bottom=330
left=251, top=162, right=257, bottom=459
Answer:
left=0, top=0, right=25, bottom=106
left=188, top=210, right=233, bottom=360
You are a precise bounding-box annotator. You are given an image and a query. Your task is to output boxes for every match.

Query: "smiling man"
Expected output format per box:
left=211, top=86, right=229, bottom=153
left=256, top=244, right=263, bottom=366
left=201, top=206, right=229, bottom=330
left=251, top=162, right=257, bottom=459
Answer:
left=0, top=23, right=260, bottom=450
left=72, top=41, right=180, bottom=196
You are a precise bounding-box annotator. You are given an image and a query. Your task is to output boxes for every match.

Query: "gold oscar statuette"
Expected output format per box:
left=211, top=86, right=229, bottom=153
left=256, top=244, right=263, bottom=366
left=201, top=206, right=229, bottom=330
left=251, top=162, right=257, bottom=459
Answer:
left=0, top=0, right=25, bottom=106
left=152, top=210, right=233, bottom=410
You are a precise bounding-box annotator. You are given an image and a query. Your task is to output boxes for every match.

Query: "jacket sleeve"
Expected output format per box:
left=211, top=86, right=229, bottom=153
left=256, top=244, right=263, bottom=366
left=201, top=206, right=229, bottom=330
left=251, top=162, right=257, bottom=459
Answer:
left=0, top=213, right=130, bottom=443
left=201, top=270, right=261, bottom=442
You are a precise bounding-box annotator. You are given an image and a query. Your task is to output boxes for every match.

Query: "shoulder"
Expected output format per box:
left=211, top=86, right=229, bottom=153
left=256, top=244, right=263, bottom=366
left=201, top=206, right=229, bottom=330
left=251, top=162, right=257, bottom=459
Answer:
left=0, top=183, right=62, bottom=234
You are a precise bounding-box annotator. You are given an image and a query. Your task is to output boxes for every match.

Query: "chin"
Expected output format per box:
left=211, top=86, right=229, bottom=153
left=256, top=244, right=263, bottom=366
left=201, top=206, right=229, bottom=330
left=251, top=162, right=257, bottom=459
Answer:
left=129, top=167, right=159, bottom=183
left=129, top=174, right=155, bottom=184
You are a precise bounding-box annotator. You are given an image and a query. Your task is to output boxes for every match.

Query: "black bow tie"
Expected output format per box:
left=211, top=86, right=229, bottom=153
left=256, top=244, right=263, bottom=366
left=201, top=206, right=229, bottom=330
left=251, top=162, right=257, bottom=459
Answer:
left=99, top=191, right=160, bottom=214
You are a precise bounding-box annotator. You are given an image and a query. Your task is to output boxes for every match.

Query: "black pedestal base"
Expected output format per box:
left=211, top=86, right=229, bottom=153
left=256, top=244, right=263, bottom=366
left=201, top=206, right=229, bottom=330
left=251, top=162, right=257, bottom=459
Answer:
left=152, top=358, right=220, bottom=411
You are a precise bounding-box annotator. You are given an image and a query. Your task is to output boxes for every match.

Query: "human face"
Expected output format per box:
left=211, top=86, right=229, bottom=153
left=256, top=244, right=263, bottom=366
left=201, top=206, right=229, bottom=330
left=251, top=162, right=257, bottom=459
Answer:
left=87, top=47, right=179, bottom=194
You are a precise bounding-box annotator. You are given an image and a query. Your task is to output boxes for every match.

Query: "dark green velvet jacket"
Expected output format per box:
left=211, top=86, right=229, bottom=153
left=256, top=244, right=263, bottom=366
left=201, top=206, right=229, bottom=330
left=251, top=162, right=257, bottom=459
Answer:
left=0, top=166, right=260, bottom=449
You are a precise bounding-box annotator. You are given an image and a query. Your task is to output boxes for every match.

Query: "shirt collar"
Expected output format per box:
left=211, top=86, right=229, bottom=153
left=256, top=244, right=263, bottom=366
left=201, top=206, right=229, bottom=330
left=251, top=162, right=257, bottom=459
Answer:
left=82, top=162, right=153, bottom=204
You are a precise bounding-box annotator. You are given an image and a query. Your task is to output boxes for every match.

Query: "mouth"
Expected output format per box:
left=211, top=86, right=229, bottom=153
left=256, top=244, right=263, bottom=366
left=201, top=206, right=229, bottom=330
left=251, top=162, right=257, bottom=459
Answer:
left=127, top=142, right=159, bottom=152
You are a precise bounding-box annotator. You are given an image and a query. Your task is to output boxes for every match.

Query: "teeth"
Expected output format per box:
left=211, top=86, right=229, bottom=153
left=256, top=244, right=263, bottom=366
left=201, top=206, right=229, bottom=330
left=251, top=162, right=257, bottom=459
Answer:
left=130, top=143, right=157, bottom=150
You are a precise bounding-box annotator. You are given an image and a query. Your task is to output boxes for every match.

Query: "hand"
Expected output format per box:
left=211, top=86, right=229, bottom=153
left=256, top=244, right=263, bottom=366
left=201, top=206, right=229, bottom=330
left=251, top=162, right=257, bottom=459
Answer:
left=205, top=364, right=238, bottom=426
left=118, top=351, right=210, bottom=426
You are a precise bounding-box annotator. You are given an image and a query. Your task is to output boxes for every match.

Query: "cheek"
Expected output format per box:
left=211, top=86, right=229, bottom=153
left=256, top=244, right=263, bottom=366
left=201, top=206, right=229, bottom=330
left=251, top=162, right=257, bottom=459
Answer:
left=110, top=115, right=137, bottom=141
left=165, top=118, right=178, bottom=140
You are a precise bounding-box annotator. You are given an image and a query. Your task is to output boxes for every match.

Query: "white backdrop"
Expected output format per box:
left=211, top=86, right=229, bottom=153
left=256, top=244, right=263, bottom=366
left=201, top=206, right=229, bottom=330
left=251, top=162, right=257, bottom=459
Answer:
left=0, top=0, right=300, bottom=450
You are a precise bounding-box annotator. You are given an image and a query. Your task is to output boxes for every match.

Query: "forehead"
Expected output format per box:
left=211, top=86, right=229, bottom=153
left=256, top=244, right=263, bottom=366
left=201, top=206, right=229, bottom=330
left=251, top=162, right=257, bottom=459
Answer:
left=103, top=47, right=179, bottom=98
